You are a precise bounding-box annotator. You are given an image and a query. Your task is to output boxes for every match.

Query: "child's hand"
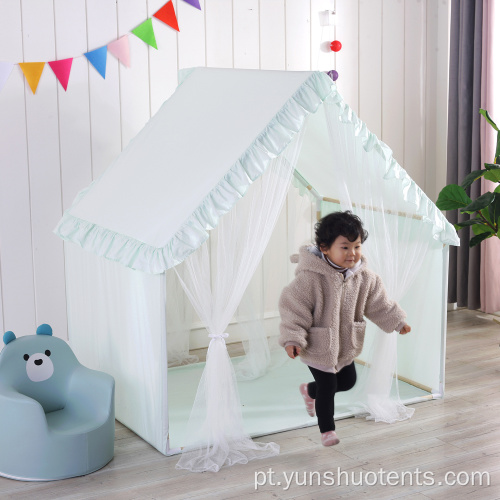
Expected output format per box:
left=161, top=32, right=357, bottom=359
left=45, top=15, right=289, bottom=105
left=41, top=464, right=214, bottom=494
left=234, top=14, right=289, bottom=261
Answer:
left=285, top=345, right=301, bottom=359
left=399, top=324, right=411, bottom=335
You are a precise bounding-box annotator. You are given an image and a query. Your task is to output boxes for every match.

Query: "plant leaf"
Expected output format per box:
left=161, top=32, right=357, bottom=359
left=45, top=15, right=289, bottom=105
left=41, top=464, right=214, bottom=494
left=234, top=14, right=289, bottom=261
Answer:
left=496, top=131, right=500, bottom=163
left=481, top=208, right=493, bottom=225
left=436, top=184, right=472, bottom=210
left=472, top=223, right=495, bottom=235
left=469, top=232, right=493, bottom=247
left=454, top=218, right=484, bottom=230
left=480, top=109, right=499, bottom=131
left=488, top=195, right=500, bottom=227
left=461, top=192, right=495, bottom=214
left=495, top=185, right=500, bottom=194
left=483, top=168, right=500, bottom=183
left=460, top=169, right=488, bottom=189
left=484, top=163, right=500, bottom=170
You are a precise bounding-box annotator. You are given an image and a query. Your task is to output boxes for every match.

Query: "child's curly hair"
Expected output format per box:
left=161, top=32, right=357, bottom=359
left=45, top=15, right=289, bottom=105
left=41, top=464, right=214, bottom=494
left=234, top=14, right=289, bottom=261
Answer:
left=314, top=211, right=369, bottom=250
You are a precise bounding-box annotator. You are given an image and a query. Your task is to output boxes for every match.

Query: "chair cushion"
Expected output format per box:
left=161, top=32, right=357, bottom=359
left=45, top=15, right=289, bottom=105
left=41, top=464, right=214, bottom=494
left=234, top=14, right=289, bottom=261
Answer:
left=45, top=407, right=104, bottom=435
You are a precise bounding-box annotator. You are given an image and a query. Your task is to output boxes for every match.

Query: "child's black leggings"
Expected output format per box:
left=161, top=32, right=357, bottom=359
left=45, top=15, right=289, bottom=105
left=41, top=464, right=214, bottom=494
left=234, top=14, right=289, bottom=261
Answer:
left=307, top=362, right=357, bottom=433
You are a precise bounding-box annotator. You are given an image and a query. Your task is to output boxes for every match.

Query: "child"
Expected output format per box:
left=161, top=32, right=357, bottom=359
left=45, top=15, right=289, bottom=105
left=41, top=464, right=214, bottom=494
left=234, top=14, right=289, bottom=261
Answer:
left=279, top=211, right=411, bottom=447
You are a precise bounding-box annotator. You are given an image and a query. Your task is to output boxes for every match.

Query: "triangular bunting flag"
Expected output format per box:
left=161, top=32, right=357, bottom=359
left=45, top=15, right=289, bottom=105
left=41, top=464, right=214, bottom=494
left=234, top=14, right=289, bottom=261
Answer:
left=84, top=46, right=107, bottom=79
left=132, top=18, right=158, bottom=49
left=19, top=62, right=45, bottom=94
left=182, top=0, right=201, bottom=10
left=153, top=1, right=179, bottom=31
left=0, top=62, right=14, bottom=93
left=48, top=58, right=73, bottom=91
left=108, top=35, right=131, bottom=67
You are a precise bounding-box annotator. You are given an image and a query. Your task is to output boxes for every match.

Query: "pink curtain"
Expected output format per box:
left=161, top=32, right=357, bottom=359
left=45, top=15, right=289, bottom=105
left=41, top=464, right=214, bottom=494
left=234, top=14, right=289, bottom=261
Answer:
left=480, top=0, right=500, bottom=314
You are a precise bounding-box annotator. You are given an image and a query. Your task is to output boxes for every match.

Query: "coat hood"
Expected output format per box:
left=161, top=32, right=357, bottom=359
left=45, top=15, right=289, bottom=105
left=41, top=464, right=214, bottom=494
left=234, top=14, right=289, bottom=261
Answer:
left=291, top=245, right=366, bottom=278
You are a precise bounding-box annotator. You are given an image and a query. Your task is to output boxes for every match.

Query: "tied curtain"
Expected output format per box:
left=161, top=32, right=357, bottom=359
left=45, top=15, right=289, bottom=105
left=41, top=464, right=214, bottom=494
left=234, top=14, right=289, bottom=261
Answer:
left=173, top=129, right=305, bottom=473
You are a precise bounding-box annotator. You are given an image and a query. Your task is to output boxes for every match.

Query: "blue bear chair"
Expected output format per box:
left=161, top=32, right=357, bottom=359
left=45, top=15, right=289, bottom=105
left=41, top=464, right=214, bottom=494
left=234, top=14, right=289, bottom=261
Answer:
left=0, top=324, right=115, bottom=481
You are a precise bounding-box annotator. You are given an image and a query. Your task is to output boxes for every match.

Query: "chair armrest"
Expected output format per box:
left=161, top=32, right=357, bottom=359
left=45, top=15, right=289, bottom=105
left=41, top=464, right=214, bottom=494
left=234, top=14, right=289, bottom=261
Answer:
left=0, top=382, right=48, bottom=433
left=66, top=366, right=115, bottom=419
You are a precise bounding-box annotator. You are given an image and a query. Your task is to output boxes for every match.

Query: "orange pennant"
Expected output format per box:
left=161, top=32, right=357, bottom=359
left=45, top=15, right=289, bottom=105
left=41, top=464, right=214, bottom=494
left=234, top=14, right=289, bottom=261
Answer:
left=19, top=62, right=45, bottom=94
left=153, top=1, right=179, bottom=32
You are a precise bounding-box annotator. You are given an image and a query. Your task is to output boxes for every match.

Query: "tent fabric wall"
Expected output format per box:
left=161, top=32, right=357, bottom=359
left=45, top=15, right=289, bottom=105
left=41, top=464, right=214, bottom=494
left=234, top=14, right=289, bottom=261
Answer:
left=56, top=68, right=459, bottom=469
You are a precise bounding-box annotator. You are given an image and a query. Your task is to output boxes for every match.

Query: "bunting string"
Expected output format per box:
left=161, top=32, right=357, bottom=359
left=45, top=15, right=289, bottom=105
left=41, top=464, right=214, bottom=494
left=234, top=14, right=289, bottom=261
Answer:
left=0, top=0, right=200, bottom=95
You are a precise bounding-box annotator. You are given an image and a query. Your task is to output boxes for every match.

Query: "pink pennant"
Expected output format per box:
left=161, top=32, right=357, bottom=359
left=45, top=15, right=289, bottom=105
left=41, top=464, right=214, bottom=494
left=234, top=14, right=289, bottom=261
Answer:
left=108, top=35, right=131, bottom=68
left=48, top=58, right=73, bottom=91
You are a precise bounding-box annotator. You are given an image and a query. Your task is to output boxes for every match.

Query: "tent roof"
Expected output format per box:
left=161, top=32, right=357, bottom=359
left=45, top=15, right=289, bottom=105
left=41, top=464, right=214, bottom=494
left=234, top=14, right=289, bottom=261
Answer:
left=55, top=68, right=458, bottom=274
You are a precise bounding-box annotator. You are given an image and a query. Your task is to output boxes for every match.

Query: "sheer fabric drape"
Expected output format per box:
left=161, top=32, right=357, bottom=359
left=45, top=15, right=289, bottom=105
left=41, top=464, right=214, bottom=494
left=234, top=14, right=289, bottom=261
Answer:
left=174, top=130, right=305, bottom=472
left=323, top=96, right=437, bottom=423
left=165, top=269, right=198, bottom=368
left=233, top=180, right=317, bottom=381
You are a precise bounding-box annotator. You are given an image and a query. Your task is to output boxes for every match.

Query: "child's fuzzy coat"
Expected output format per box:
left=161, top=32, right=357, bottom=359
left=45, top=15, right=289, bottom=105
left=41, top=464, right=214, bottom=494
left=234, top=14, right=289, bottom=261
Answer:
left=279, top=246, right=406, bottom=372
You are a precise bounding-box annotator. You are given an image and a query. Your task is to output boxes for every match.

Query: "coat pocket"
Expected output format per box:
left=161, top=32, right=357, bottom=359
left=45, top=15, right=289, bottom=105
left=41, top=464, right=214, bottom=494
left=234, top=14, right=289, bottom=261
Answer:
left=351, top=320, right=367, bottom=353
left=306, top=326, right=331, bottom=355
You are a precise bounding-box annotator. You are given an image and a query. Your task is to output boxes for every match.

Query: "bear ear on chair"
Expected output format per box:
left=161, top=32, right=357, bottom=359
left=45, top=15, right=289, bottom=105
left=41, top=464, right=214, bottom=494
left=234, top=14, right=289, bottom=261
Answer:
left=36, top=324, right=53, bottom=336
left=3, top=331, right=16, bottom=345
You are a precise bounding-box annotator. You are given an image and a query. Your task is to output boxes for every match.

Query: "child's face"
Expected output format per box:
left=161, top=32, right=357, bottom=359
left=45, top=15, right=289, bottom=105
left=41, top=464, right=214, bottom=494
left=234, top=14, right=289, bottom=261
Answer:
left=321, top=235, right=362, bottom=268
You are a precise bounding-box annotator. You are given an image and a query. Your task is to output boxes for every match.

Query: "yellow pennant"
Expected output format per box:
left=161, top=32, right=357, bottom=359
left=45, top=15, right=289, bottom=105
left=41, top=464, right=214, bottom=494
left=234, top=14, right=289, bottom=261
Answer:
left=19, top=62, right=45, bottom=94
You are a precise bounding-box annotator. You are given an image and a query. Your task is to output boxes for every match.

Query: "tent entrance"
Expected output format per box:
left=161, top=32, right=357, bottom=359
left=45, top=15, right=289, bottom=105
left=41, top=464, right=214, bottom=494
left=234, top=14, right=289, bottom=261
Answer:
left=166, top=358, right=432, bottom=453
left=164, top=178, right=446, bottom=454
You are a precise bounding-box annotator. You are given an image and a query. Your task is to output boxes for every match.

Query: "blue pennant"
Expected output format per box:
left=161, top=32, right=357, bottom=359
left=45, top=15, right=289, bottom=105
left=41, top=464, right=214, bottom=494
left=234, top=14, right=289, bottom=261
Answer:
left=84, top=46, right=107, bottom=79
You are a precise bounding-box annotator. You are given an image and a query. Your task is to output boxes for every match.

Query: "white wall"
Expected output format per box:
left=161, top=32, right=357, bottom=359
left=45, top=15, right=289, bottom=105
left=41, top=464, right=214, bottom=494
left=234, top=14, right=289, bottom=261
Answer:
left=0, top=0, right=449, bottom=339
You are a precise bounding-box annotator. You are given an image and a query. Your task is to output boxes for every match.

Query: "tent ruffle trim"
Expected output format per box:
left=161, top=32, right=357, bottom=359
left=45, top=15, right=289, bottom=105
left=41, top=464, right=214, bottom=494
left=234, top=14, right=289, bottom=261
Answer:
left=324, top=92, right=459, bottom=247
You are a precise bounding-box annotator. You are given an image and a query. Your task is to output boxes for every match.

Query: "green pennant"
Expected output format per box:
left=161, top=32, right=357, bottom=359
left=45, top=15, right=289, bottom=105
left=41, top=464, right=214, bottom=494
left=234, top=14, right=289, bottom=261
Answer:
left=132, top=18, right=158, bottom=49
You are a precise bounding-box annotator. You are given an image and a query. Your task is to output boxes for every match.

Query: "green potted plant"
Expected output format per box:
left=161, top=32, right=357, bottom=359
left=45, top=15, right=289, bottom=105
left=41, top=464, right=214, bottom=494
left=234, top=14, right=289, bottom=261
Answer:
left=436, top=109, right=500, bottom=247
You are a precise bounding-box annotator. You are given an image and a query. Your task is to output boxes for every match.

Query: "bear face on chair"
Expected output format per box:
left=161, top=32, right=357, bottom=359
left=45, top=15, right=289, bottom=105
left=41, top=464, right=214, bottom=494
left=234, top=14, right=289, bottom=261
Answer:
left=1, top=324, right=78, bottom=413
left=24, top=349, right=54, bottom=382
left=3, top=323, right=56, bottom=382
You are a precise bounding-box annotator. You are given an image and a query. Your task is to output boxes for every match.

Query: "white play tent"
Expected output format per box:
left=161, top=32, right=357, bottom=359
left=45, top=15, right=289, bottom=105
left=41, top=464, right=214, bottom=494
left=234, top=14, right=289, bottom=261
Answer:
left=55, top=68, right=459, bottom=472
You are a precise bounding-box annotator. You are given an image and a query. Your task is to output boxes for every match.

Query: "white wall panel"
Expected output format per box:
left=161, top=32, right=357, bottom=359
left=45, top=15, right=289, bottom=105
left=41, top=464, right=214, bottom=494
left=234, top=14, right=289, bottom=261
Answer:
left=22, top=0, right=67, bottom=338
left=0, top=0, right=37, bottom=336
left=148, top=0, right=179, bottom=116
left=177, top=0, right=206, bottom=70
left=335, top=0, right=359, bottom=115
left=359, top=0, right=382, bottom=138
left=117, top=0, right=151, bottom=148
left=86, top=0, right=122, bottom=180
left=311, top=0, right=334, bottom=71
left=425, top=0, right=439, bottom=201
left=233, top=0, right=260, bottom=69
left=404, top=0, right=427, bottom=189
left=53, top=0, right=92, bottom=211
left=427, top=0, right=450, bottom=202
left=285, top=1, right=311, bottom=70
left=382, top=0, right=405, bottom=164
left=260, top=0, right=286, bottom=70
left=206, top=0, right=233, bottom=68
